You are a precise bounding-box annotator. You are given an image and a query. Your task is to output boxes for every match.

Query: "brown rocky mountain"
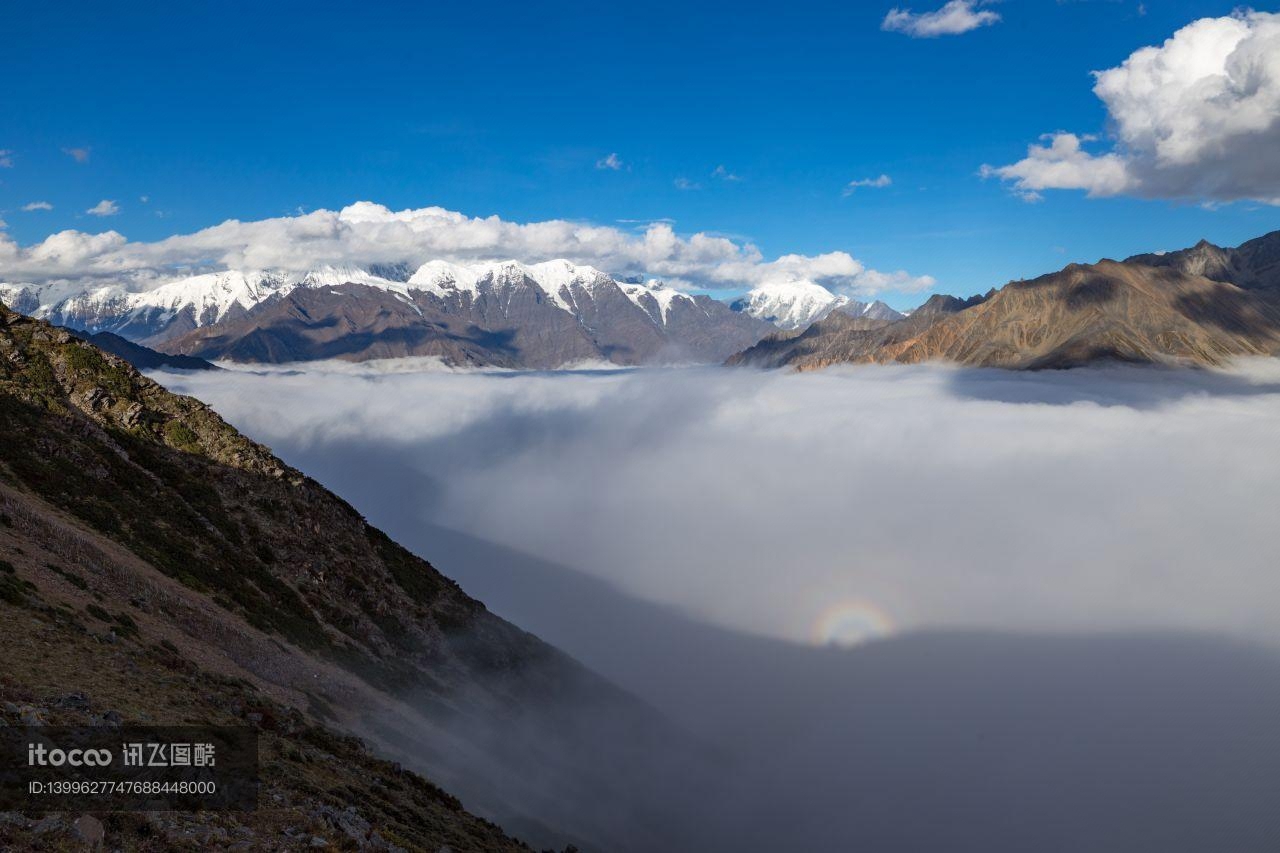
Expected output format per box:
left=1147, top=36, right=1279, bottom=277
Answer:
left=729, top=231, right=1280, bottom=371
left=1125, top=230, right=1280, bottom=291
left=0, top=302, right=702, bottom=851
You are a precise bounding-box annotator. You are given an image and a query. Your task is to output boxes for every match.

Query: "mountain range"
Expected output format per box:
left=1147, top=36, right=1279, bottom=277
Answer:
left=4, top=230, right=1280, bottom=371
left=730, top=230, right=1280, bottom=370
left=1, top=261, right=774, bottom=369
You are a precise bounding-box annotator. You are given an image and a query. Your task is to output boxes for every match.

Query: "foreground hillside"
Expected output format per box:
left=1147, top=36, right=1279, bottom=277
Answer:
left=0, top=302, right=686, bottom=850
left=730, top=231, right=1280, bottom=370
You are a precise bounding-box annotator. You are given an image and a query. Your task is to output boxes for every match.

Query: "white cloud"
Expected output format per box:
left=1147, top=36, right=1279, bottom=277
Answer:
left=139, top=195, right=149, bottom=204
left=712, top=165, right=742, bottom=182
left=63, top=147, right=91, bottom=163
left=595, top=152, right=625, bottom=171
left=0, top=201, right=933, bottom=298
left=673, top=177, right=701, bottom=191
left=985, top=11, right=1280, bottom=204
left=85, top=199, right=120, bottom=217
left=843, top=174, right=893, bottom=195
left=882, top=1, right=1000, bottom=38
left=0, top=150, right=13, bottom=168
left=21, top=201, right=53, bottom=212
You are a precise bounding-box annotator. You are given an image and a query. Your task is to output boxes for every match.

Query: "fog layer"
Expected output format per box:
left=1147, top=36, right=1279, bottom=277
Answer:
left=157, top=360, right=1280, bottom=648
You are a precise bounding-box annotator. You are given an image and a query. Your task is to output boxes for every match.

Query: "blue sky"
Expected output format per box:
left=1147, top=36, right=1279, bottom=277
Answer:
left=2, top=0, right=1277, bottom=308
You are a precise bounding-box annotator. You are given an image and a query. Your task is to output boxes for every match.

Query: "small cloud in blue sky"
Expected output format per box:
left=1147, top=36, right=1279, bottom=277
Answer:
left=63, top=147, right=91, bottom=163
left=712, top=165, right=742, bottom=182
left=595, top=152, right=625, bottom=171
left=844, top=174, right=893, bottom=196
left=882, top=1, right=1001, bottom=38
left=21, top=201, right=53, bottom=211
left=85, top=199, right=119, bottom=216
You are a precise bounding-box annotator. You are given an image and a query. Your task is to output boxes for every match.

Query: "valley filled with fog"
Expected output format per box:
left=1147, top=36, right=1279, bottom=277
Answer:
left=158, top=360, right=1280, bottom=648
left=155, top=361, right=1280, bottom=851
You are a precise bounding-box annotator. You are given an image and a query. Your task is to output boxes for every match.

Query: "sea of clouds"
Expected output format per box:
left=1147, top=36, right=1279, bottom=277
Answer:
left=155, top=359, right=1280, bottom=649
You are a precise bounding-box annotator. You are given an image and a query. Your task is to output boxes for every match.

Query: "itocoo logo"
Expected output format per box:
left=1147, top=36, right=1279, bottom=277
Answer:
left=27, top=743, right=113, bottom=767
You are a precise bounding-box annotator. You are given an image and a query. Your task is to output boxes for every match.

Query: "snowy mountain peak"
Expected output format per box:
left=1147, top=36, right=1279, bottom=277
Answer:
left=730, top=281, right=905, bottom=330
left=731, top=280, right=846, bottom=330
left=620, top=281, right=698, bottom=324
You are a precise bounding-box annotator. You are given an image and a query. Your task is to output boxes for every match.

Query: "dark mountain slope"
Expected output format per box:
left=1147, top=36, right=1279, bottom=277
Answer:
left=0, top=302, right=693, bottom=851
left=78, top=328, right=220, bottom=371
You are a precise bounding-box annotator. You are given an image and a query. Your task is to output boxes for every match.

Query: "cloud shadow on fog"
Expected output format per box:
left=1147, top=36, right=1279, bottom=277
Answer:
left=941, top=361, right=1280, bottom=407
left=392, top=522, right=1280, bottom=853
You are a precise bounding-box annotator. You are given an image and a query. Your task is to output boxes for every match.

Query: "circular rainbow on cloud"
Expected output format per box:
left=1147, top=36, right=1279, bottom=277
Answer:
left=811, top=599, right=896, bottom=647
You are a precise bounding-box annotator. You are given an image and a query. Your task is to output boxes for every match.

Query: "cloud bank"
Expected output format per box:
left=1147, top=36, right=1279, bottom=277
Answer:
left=0, top=201, right=934, bottom=298
left=882, top=1, right=1000, bottom=38
left=986, top=11, right=1280, bottom=204
left=157, top=361, right=1280, bottom=649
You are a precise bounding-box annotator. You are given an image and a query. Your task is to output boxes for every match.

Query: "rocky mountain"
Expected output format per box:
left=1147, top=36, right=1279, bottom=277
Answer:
left=0, top=302, right=703, bottom=851
left=1, top=260, right=773, bottom=369
left=729, top=280, right=904, bottom=330
left=1125, top=230, right=1280, bottom=291
left=729, top=232, right=1280, bottom=371
left=75, top=328, right=219, bottom=371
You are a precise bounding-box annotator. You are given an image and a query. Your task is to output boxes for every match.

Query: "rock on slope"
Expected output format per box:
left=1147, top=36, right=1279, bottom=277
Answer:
left=0, top=302, right=693, bottom=851
left=729, top=232, right=1280, bottom=370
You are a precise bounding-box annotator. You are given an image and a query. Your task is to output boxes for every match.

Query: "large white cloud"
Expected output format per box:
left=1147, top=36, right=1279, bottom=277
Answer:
left=985, top=11, right=1280, bottom=204
left=0, top=201, right=934, bottom=297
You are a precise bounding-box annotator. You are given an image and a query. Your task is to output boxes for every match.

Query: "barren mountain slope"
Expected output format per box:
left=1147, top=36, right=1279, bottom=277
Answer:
left=0, top=302, right=686, bottom=851
left=730, top=257, right=1280, bottom=371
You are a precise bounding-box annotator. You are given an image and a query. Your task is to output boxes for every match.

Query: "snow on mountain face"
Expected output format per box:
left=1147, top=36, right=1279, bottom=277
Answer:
left=620, top=281, right=699, bottom=324
left=730, top=281, right=906, bottom=330
left=0, top=259, right=708, bottom=337
left=731, top=280, right=848, bottom=330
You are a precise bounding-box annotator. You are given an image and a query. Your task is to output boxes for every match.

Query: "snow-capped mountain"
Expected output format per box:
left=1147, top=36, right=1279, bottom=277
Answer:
left=0, top=260, right=772, bottom=368
left=729, top=280, right=905, bottom=330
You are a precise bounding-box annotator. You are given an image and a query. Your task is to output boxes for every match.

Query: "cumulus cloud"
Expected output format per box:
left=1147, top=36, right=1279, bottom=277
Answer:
left=673, top=177, right=701, bottom=191
left=985, top=11, right=1280, bottom=204
left=63, top=147, right=91, bottom=163
left=843, top=174, right=893, bottom=195
left=595, top=152, right=625, bottom=171
left=0, top=150, right=13, bottom=168
left=85, top=199, right=119, bottom=217
left=0, top=201, right=933, bottom=297
left=158, top=360, right=1280, bottom=649
left=21, top=201, right=53, bottom=212
left=882, top=0, right=1000, bottom=37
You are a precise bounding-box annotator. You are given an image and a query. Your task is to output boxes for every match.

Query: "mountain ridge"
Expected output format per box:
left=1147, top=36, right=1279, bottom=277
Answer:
left=1, top=260, right=774, bottom=369
left=728, top=231, right=1280, bottom=370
